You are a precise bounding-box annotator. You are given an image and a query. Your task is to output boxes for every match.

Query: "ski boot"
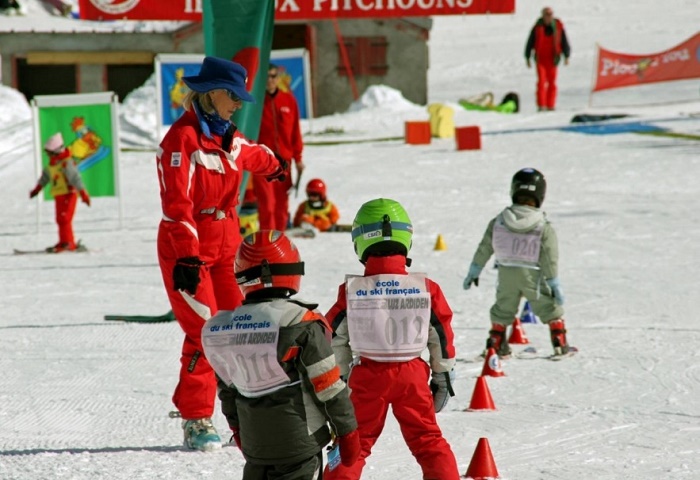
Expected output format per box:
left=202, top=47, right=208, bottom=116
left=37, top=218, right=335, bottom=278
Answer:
left=484, top=323, right=512, bottom=358
left=46, top=242, right=76, bottom=253
left=549, top=319, right=570, bottom=356
left=182, top=418, right=222, bottom=452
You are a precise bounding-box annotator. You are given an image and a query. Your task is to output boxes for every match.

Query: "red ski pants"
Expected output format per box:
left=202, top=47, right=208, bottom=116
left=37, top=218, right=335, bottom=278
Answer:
left=536, top=63, right=559, bottom=110
left=157, top=217, right=244, bottom=420
left=324, top=358, right=460, bottom=480
left=253, top=175, right=291, bottom=231
left=54, top=193, right=77, bottom=247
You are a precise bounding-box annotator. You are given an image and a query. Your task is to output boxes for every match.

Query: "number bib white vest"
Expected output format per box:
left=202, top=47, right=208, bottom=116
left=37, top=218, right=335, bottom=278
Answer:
left=202, top=303, right=290, bottom=398
left=492, top=217, right=544, bottom=269
left=346, top=273, right=430, bottom=362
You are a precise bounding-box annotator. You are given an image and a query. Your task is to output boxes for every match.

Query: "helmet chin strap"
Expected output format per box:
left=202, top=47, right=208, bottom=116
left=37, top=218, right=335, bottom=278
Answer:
left=381, top=214, right=392, bottom=239
left=235, top=261, right=306, bottom=286
left=260, top=260, right=274, bottom=288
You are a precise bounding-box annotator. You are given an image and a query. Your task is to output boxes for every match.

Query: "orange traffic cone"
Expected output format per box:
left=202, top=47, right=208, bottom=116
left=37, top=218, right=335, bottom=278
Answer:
left=481, top=347, right=505, bottom=377
left=508, top=317, right=529, bottom=345
left=464, top=437, right=500, bottom=479
left=465, top=376, right=496, bottom=411
left=434, top=234, right=447, bottom=251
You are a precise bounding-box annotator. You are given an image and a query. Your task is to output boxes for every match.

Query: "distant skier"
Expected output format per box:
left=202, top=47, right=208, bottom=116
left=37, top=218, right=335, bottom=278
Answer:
left=292, top=178, right=340, bottom=232
left=462, top=168, right=573, bottom=358
left=202, top=230, right=360, bottom=477
left=29, top=132, right=91, bottom=253
left=324, top=198, right=461, bottom=480
left=525, top=6, right=571, bottom=111
left=253, top=63, right=305, bottom=231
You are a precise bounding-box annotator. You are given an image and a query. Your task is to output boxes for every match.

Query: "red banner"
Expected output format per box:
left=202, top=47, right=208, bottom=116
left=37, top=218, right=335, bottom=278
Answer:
left=78, top=0, right=515, bottom=21
left=593, top=32, right=700, bottom=92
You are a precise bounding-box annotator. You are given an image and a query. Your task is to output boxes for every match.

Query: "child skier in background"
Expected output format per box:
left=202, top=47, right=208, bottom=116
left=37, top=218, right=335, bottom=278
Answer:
left=29, top=132, right=91, bottom=253
left=324, top=198, right=460, bottom=480
left=201, top=230, right=360, bottom=478
left=292, top=178, right=340, bottom=232
left=462, top=168, right=572, bottom=357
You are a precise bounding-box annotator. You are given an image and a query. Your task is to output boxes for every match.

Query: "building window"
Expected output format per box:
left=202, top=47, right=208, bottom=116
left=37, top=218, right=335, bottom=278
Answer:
left=337, top=36, right=388, bottom=76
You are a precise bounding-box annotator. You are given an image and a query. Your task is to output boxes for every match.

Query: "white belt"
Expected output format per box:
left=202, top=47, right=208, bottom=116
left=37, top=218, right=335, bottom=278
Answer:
left=200, top=208, right=226, bottom=220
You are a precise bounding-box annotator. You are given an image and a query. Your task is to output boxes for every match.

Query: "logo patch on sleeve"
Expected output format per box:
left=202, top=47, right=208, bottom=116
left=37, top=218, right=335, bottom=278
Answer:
left=171, top=152, right=182, bottom=167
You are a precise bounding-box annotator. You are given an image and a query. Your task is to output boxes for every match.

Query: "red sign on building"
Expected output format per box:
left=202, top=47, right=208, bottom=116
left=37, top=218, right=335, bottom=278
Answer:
left=78, top=0, right=515, bottom=21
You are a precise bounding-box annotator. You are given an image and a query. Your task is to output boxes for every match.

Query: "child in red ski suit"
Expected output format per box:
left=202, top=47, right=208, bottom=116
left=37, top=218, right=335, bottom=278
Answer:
left=29, top=132, right=90, bottom=253
left=292, top=178, right=340, bottom=232
left=324, top=198, right=460, bottom=480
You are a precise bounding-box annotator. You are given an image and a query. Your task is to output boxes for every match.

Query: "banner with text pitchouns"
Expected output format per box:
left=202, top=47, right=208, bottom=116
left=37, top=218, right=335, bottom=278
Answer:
left=78, top=0, right=515, bottom=21
left=592, top=32, right=700, bottom=92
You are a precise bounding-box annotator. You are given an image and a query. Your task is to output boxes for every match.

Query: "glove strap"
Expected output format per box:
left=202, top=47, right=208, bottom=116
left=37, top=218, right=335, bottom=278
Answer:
left=444, top=371, right=455, bottom=397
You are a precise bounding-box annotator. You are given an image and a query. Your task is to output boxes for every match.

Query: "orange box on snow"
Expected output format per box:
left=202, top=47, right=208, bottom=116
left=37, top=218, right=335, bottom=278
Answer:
left=455, top=125, right=481, bottom=150
left=404, top=121, right=431, bottom=145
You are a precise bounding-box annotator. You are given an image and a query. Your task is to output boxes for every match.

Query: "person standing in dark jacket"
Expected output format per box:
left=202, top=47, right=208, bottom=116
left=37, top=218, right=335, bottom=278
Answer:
left=525, top=7, right=571, bottom=111
left=203, top=230, right=359, bottom=478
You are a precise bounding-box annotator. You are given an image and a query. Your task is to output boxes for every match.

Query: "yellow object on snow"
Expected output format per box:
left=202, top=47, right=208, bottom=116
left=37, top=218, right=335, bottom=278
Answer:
left=427, top=103, right=455, bottom=138
left=434, top=234, right=447, bottom=251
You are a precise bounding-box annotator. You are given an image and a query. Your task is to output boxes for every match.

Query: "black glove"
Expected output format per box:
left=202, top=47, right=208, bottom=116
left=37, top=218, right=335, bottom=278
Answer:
left=173, top=256, right=205, bottom=295
left=266, top=152, right=288, bottom=182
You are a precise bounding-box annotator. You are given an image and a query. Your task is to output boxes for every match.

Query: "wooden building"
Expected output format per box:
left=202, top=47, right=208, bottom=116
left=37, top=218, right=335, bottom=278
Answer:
left=0, top=17, right=431, bottom=117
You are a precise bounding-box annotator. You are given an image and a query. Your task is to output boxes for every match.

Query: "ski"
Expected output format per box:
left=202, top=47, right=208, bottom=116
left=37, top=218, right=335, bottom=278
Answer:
left=283, top=224, right=351, bottom=237
left=455, top=356, right=483, bottom=364
left=549, top=346, right=579, bottom=361
left=515, top=346, right=578, bottom=360
left=285, top=227, right=317, bottom=239
left=328, top=224, right=353, bottom=233
left=14, top=244, right=88, bottom=255
left=104, top=310, right=177, bottom=323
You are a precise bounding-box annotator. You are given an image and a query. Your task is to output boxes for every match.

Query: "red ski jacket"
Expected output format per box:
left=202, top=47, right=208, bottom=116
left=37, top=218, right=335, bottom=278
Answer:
left=258, top=89, right=303, bottom=190
left=525, top=18, right=571, bottom=66
left=157, top=108, right=280, bottom=259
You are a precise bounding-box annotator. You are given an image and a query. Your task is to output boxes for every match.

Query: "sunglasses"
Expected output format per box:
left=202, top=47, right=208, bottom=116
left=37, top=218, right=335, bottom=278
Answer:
left=225, top=90, right=241, bottom=102
left=268, top=73, right=278, bottom=79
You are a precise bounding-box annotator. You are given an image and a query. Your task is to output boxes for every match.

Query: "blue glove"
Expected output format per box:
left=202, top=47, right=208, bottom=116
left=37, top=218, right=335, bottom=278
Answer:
left=546, top=277, right=565, bottom=306
left=430, top=369, right=456, bottom=413
left=462, top=263, right=483, bottom=290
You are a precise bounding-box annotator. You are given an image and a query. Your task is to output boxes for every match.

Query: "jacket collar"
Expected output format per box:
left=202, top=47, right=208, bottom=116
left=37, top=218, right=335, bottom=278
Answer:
left=364, top=255, right=408, bottom=276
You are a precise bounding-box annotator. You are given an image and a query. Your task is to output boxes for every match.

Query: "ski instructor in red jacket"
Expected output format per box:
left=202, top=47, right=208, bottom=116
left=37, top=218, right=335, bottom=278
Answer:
left=156, top=56, right=287, bottom=452
left=252, top=63, right=304, bottom=231
left=525, top=6, right=571, bottom=111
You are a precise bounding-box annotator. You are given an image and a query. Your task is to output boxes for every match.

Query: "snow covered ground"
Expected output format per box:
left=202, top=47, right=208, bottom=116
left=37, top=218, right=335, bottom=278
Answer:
left=1, top=1, right=700, bottom=479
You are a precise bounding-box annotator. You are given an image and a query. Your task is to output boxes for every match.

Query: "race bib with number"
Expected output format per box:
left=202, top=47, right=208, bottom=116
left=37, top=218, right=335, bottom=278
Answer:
left=346, top=273, right=430, bottom=362
left=492, top=219, right=544, bottom=268
left=202, top=305, right=290, bottom=398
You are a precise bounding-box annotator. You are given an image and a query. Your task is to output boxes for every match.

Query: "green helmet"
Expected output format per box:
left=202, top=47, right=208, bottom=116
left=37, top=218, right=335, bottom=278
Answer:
left=351, top=198, right=413, bottom=262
